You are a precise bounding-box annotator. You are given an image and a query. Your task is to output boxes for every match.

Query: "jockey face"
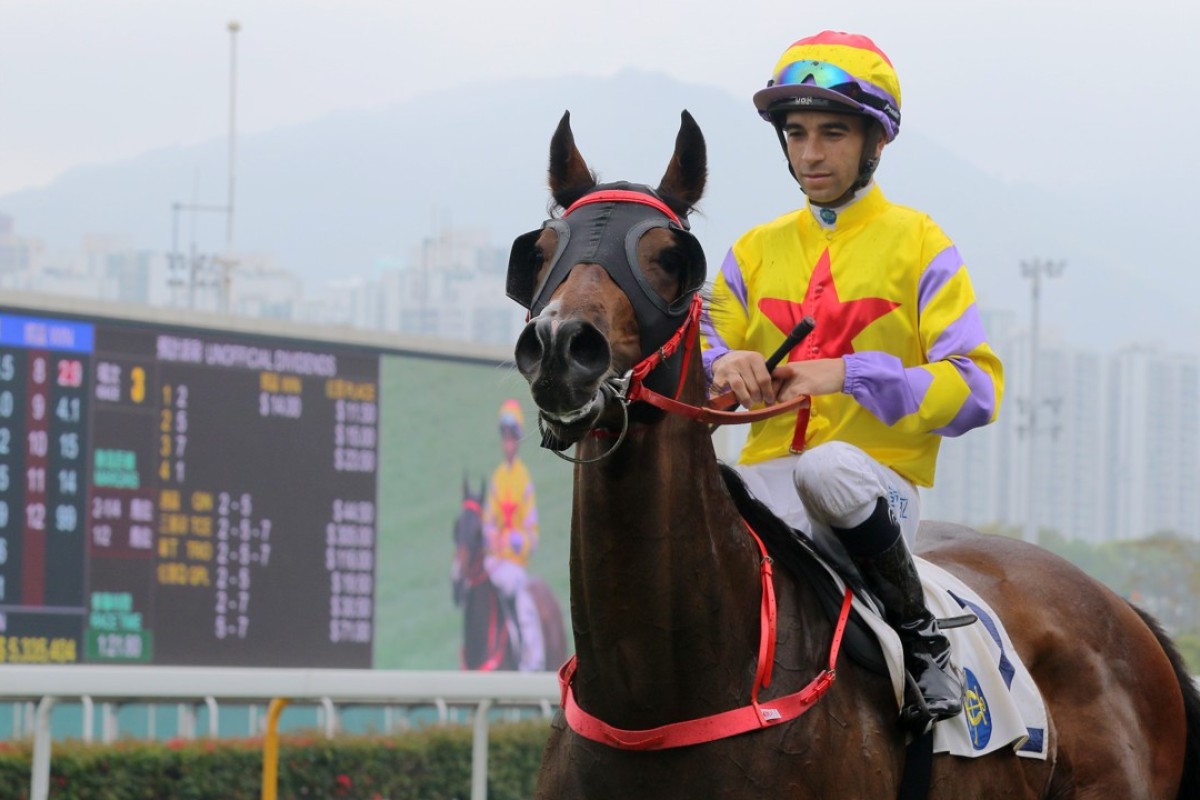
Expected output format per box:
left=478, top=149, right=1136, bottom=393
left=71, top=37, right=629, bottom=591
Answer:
left=501, top=424, right=520, bottom=463
left=783, top=110, right=883, bottom=205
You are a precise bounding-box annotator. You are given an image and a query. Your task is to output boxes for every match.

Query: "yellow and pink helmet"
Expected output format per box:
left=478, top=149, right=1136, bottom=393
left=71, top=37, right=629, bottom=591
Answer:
left=753, top=31, right=902, bottom=142
left=498, top=399, right=524, bottom=437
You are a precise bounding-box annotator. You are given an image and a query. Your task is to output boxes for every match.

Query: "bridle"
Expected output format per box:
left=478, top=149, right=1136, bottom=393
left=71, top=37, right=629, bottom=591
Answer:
left=514, top=187, right=809, bottom=464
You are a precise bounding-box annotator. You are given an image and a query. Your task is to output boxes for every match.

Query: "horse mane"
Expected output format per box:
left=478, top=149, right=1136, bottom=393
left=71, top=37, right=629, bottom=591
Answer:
left=718, top=462, right=888, bottom=675
left=718, top=462, right=813, bottom=561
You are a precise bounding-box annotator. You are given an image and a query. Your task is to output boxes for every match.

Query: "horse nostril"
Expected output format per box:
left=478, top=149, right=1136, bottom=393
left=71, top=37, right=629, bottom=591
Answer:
left=564, top=322, right=610, bottom=383
left=514, top=319, right=546, bottom=378
left=515, top=317, right=611, bottom=389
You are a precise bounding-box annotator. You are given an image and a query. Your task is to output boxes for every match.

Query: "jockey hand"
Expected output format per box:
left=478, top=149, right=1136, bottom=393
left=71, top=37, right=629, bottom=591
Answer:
left=711, top=350, right=775, bottom=407
left=770, top=358, right=846, bottom=403
left=712, top=351, right=845, bottom=407
left=483, top=523, right=500, bottom=553
left=508, top=531, right=526, bottom=555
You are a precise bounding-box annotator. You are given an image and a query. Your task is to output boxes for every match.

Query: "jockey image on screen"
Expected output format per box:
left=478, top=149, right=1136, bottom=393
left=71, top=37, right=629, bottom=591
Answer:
left=483, top=399, right=545, bottom=671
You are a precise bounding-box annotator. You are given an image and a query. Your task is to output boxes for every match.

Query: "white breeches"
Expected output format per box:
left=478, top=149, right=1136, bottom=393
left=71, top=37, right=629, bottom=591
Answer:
left=734, top=441, right=921, bottom=547
left=484, top=557, right=545, bottom=671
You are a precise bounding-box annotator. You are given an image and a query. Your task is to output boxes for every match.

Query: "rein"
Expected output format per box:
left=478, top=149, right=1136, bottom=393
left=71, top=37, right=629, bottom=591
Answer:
left=547, top=294, right=809, bottom=463
left=559, top=521, right=853, bottom=750
left=622, top=295, right=811, bottom=425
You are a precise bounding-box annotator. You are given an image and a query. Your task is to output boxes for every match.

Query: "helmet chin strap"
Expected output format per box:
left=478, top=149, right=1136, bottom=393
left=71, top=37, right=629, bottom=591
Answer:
left=772, top=118, right=884, bottom=208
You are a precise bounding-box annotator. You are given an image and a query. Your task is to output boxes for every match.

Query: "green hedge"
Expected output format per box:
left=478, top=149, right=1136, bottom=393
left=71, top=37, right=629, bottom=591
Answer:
left=0, top=720, right=549, bottom=800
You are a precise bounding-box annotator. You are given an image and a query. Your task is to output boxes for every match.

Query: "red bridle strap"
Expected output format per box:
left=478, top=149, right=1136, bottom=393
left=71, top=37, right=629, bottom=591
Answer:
left=558, top=523, right=853, bottom=750
left=563, top=190, right=683, bottom=226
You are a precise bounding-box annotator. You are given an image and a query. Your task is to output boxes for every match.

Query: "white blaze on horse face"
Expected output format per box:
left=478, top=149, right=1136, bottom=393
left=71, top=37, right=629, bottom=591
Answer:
left=530, top=297, right=563, bottom=329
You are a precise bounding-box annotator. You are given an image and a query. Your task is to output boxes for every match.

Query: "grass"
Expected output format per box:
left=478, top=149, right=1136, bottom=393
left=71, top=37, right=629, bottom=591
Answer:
left=373, top=355, right=573, bottom=669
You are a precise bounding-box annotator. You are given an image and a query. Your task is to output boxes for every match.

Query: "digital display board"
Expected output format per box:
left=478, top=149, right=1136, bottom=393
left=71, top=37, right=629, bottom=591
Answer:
left=0, top=308, right=380, bottom=668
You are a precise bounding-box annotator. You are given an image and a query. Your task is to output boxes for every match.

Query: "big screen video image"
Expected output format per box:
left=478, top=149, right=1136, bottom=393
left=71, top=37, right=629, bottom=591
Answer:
left=0, top=306, right=571, bottom=671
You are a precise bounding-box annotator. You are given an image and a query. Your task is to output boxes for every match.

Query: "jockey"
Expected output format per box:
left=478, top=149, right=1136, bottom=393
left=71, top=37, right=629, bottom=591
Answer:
left=700, top=31, right=1004, bottom=726
left=482, top=399, right=545, bottom=671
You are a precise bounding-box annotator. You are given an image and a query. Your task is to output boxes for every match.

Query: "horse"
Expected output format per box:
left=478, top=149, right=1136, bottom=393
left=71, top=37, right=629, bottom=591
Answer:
left=450, top=477, right=567, bottom=671
left=505, top=109, right=1200, bottom=798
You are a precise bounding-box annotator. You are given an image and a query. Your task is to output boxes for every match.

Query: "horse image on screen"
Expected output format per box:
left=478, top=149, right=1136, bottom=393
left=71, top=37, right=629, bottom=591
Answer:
left=451, top=476, right=565, bottom=671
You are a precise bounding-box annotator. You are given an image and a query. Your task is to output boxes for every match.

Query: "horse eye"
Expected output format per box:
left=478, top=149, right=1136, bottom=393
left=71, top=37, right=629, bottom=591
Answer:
left=657, top=247, right=688, bottom=280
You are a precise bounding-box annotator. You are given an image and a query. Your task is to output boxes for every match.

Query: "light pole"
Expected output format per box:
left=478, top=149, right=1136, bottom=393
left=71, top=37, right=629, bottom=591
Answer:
left=1019, top=258, right=1066, bottom=543
left=220, top=19, right=241, bottom=313
left=165, top=22, right=242, bottom=313
left=168, top=201, right=228, bottom=309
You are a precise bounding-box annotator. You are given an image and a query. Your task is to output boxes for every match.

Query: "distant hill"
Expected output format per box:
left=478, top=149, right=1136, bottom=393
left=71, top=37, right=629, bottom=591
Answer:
left=1, top=69, right=1194, bottom=352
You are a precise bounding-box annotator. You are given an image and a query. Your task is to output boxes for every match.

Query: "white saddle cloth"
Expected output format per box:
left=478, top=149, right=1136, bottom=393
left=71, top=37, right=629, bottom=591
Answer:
left=919, top=559, right=1048, bottom=758
left=823, top=557, right=1049, bottom=759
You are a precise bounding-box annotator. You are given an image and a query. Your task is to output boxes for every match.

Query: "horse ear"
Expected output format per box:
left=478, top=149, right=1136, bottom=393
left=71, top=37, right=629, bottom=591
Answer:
left=656, top=110, right=707, bottom=214
left=549, top=110, right=596, bottom=209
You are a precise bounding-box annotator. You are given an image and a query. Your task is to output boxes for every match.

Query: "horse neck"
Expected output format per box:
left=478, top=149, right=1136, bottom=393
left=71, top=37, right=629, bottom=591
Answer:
left=464, top=578, right=513, bottom=670
left=566, top=359, right=768, bottom=724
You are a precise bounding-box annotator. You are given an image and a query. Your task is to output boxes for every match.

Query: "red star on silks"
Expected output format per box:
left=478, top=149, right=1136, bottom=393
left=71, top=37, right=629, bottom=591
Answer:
left=758, top=248, right=899, bottom=362
left=500, top=499, right=519, bottom=531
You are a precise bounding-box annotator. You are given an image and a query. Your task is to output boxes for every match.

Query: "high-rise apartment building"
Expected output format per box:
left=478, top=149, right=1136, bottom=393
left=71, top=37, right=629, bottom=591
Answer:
left=1105, top=345, right=1200, bottom=541
left=926, top=328, right=1199, bottom=542
left=374, top=227, right=525, bottom=348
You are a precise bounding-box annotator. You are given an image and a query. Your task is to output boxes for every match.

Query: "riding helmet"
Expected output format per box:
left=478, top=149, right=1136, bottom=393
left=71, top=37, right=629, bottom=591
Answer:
left=753, top=31, right=902, bottom=142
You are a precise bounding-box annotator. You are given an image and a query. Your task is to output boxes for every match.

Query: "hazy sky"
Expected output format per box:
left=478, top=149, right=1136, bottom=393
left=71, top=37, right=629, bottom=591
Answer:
left=3, top=0, right=1197, bottom=199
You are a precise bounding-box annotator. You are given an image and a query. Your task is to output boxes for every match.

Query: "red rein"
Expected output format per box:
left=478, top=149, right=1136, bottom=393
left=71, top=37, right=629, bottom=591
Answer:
left=615, top=294, right=812, bottom=426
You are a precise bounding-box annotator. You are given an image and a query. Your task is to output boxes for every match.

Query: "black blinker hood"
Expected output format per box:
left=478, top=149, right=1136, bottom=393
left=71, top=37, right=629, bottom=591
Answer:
left=507, top=182, right=707, bottom=398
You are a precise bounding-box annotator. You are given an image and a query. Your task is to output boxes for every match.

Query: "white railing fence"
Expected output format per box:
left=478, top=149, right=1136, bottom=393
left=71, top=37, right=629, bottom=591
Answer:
left=0, top=666, right=560, bottom=800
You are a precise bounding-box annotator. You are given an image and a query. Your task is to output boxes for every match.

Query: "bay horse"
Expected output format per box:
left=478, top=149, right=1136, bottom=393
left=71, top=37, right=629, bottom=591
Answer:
left=451, top=477, right=567, bottom=671
left=506, top=110, right=1200, bottom=797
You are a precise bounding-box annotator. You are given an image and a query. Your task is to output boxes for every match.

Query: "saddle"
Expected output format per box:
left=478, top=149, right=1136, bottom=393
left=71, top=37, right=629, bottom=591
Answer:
left=719, top=466, right=973, bottom=684
left=721, top=464, right=1049, bottom=762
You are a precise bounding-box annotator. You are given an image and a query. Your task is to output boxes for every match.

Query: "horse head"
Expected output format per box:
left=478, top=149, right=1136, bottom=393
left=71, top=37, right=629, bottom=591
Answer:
left=451, top=474, right=486, bottom=607
left=508, top=111, right=708, bottom=449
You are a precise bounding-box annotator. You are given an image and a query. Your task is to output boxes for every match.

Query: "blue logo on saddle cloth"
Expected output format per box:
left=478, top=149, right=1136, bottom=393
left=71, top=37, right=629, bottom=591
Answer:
left=948, top=589, right=1045, bottom=755
left=962, top=668, right=992, bottom=749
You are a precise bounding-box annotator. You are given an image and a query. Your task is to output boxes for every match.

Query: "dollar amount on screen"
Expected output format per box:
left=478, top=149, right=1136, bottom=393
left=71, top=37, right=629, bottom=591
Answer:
left=0, top=635, right=78, bottom=664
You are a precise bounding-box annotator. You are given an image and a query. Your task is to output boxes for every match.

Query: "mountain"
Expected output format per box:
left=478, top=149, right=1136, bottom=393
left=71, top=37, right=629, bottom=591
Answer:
left=1, top=69, right=1194, bottom=352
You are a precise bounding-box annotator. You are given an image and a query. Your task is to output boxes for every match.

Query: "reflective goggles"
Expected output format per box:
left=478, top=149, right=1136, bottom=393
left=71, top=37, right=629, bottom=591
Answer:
left=769, top=59, right=900, bottom=126
left=774, top=59, right=860, bottom=92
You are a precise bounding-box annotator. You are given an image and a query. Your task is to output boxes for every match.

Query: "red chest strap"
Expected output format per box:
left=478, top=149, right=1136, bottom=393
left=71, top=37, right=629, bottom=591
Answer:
left=557, top=522, right=853, bottom=750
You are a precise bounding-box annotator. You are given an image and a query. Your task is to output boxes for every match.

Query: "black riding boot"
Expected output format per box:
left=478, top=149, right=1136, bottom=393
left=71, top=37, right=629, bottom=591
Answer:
left=833, top=498, right=963, bottom=727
